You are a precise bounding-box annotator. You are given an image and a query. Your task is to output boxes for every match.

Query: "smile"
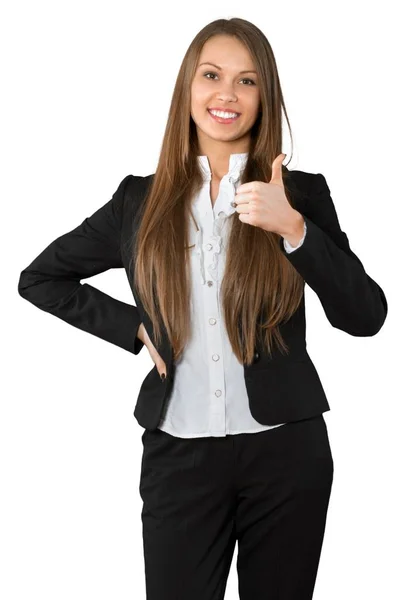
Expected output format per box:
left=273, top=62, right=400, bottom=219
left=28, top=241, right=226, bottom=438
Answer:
left=207, top=109, right=241, bottom=124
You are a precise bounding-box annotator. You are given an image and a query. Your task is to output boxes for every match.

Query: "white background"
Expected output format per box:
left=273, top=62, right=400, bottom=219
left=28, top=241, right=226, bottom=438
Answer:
left=2, top=1, right=402, bottom=598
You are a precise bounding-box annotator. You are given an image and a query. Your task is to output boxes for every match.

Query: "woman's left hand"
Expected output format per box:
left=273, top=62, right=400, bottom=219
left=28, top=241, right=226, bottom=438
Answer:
left=233, top=153, right=301, bottom=237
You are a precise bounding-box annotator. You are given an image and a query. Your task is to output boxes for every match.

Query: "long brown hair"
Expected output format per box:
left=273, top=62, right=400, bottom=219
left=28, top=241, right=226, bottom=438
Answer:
left=133, top=17, right=304, bottom=367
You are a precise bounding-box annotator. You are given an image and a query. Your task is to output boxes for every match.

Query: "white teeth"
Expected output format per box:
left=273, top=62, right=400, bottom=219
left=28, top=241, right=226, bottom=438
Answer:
left=209, top=109, right=239, bottom=119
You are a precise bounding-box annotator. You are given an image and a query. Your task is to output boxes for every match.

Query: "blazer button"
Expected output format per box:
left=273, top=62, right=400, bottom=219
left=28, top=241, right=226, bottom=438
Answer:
left=253, top=351, right=260, bottom=363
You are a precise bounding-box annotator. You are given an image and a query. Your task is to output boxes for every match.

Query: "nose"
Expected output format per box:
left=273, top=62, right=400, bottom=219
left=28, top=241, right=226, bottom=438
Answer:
left=215, top=83, right=238, bottom=102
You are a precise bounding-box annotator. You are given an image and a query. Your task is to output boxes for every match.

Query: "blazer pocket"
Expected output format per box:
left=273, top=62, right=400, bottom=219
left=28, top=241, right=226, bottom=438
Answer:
left=244, top=354, right=329, bottom=424
left=250, top=350, right=310, bottom=371
left=246, top=354, right=323, bottom=389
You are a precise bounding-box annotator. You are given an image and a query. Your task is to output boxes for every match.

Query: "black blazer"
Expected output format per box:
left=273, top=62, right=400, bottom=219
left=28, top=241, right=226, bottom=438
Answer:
left=18, top=168, right=388, bottom=430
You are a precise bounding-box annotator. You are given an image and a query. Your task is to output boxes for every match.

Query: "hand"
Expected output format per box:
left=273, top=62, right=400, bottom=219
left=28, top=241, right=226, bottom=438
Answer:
left=136, top=323, right=167, bottom=378
left=233, top=153, right=301, bottom=238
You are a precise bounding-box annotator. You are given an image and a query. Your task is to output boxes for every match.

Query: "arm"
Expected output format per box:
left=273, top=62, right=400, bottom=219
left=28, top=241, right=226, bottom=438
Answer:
left=18, top=174, right=144, bottom=355
left=280, top=173, right=388, bottom=336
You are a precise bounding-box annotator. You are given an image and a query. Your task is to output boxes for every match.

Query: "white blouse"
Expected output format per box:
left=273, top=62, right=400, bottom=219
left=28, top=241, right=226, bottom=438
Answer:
left=158, top=152, right=307, bottom=438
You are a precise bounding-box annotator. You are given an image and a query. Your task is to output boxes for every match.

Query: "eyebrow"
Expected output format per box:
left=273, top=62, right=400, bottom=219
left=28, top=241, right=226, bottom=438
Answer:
left=198, top=62, right=257, bottom=74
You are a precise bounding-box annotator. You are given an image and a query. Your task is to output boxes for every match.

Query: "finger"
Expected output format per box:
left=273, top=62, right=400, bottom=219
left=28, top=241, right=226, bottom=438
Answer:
left=270, top=153, right=286, bottom=186
left=232, top=192, right=250, bottom=206
left=156, top=357, right=167, bottom=374
left=235, top=181, right=258, bottom=196
left=234, top=202, right=250, bottom=213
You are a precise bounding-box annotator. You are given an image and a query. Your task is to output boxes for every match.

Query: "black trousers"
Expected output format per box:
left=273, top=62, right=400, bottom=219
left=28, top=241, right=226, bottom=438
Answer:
left=139, top=414, right=334, bottom=600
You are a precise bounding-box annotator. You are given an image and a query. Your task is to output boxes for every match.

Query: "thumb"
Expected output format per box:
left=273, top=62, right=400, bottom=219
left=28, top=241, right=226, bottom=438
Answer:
left=270, top=153, right=286, bottom=187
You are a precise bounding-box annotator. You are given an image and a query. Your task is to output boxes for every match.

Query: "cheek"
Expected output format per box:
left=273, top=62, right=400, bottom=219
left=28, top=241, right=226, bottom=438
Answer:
left=238, top=87, right=259, bottom=107
left=191, top=79, right=213, bottom=102
left=191, top=80, right=203, bottom=96
left=244, top=93, right=260, bottom=112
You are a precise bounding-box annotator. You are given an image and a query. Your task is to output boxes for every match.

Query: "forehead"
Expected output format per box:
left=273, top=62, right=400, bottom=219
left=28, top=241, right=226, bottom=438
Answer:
left=198, top=36, right=255, bottom=69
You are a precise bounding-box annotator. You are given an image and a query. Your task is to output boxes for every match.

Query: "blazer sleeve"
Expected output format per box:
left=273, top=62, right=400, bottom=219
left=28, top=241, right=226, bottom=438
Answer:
left=17, top=174, right=144, bottom=355
left=280, top=173, right=388, bottom=336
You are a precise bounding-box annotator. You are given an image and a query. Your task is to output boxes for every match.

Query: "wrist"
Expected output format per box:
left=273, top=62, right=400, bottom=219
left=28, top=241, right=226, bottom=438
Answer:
left=282, top=211, right=305, bottom=246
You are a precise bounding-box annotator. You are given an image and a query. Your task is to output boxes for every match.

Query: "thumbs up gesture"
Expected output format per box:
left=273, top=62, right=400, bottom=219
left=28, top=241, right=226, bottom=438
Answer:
left=233, top=153, right=305, bottom=245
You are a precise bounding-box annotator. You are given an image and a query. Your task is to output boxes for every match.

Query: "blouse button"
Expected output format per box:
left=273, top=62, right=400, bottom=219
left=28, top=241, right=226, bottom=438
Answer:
left=215, top=390, right=222, bottom=397
left=209, top=318, right=216, bottom=325
left=207, top=280, right=213, bottom=287
left=212, top=354, right=220, bottom=361
left=205, top=243, right=213, bottom=251
left=230, top=201, right=237, bottom=208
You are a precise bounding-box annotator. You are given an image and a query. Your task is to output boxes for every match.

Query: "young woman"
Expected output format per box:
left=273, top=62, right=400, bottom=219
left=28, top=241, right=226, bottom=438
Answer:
left=18, top=17, right=388, bottom=600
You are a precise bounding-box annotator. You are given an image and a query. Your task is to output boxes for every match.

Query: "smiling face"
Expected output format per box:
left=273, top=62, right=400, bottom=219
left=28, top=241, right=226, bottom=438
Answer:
left=190, top=35, right=261, bottom=153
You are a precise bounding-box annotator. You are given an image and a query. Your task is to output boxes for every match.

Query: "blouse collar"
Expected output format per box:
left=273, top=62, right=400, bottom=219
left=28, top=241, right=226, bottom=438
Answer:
left=197, top=152, right=248, bottom=182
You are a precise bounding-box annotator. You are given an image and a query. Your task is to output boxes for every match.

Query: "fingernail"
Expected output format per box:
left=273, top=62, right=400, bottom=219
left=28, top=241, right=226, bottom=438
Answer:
left=160, top=373, right=166, bottom=381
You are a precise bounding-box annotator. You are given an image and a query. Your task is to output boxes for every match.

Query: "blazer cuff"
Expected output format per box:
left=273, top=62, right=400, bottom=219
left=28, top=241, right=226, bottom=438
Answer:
left=134, top=321, right=145, bottom=355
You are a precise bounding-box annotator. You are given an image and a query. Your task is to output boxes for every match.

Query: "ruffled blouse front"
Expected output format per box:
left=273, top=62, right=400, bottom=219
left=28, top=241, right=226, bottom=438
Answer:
left=194, top=210, right=226, bottom=284
left=192, top=153, right=248, bottom=286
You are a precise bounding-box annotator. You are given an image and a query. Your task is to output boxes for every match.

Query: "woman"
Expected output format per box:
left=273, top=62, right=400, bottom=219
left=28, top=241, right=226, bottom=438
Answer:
left=18, top=17, right=388, bottom=600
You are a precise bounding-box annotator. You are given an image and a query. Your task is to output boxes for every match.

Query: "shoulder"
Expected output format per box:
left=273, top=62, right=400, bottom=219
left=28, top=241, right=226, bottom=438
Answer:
left=114, top=174, right=149, bottom=198
left=123, top=173, right=155, bottom=199
left=112, top=174, right=154, bottom=216
left=283, top=166, right=324, bottom=195
left=282, top=168, right=338, bottom=234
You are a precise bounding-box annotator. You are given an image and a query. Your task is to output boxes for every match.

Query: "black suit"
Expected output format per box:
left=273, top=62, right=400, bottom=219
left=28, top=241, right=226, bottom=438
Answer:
left=18, top=168, right=388, bottom=430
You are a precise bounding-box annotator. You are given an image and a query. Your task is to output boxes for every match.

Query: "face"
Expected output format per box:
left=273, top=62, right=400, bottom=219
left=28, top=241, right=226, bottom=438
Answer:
left=190, top=35, right=261, bottom=151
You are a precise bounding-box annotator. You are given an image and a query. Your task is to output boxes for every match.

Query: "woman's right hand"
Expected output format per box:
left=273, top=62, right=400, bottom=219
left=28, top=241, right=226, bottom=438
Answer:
left=136, top=322, right=167, bottom=379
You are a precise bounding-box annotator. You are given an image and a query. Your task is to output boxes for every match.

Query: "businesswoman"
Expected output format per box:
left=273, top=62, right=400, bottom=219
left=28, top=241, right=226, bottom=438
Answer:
left=18, top=17, right=388, bottom=600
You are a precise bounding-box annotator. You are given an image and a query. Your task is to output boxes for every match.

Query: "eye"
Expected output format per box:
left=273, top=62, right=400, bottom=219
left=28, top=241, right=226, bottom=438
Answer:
left=203, top=72, right=256, bottom=85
